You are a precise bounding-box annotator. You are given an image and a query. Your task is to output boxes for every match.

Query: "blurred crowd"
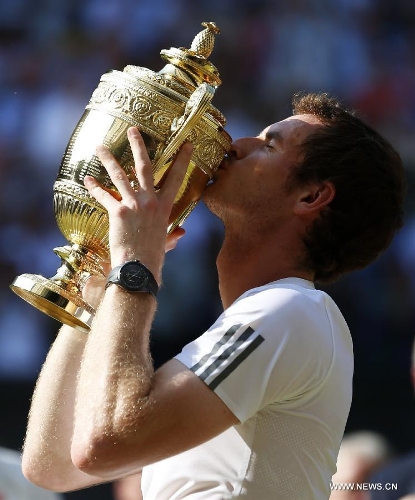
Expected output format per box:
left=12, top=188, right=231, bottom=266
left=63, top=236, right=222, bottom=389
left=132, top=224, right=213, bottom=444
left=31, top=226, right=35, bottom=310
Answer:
left=1, top=0, right=415, bottom=498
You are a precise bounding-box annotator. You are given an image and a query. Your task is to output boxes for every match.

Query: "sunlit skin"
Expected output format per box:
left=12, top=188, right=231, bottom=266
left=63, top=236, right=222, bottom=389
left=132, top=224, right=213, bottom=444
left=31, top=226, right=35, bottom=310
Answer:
left=203, top=114, right=335, bottom=308
left=204, top=114, right=324, bottom=225
left=21, top=118, right=336, bottom=493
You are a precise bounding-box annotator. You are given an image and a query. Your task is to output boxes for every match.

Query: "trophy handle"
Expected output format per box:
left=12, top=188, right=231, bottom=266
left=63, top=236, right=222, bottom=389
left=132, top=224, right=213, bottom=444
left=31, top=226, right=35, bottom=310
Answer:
left=153, top=82, right=215, bottom=170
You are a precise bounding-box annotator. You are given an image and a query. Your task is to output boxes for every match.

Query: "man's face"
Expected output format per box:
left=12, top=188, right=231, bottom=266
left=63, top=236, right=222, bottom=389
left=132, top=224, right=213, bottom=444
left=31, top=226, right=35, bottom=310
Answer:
left=203, top=114, right=323, bottom=230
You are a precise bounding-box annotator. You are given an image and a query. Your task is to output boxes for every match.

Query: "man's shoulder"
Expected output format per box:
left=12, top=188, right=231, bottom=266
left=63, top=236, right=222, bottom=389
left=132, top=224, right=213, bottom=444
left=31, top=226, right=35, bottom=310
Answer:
left=235, top=278, right=340, bottom=327
left=238, top=278, right=326, bottom=309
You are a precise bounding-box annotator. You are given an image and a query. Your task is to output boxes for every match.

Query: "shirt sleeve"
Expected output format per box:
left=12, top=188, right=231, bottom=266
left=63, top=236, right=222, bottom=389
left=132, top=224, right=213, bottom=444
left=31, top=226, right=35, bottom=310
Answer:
left=175, top=285, right=337, bottom=424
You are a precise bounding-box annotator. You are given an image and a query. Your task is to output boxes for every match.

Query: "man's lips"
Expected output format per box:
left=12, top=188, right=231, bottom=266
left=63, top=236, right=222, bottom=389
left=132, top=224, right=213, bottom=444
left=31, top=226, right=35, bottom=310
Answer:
left=218, top=156, right=230, bottom=171
left=210, top=156, right=230, bottom=182
left=212, top=164, right=226, bottom=182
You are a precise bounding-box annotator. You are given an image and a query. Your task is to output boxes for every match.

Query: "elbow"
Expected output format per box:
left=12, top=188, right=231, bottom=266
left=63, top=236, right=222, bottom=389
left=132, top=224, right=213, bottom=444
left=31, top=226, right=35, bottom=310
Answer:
left=71, top=402, right=155, bottom=476
left=71, top=427, right=147, bottom=478
left=22, top=446, right=90, bottom=492
left=71, top=433, right=122, bottom=478
left=21, top=460, right=46, bottom=490
left=70, top=439, right=100, bottom=476
left=22, top=457, right=70, bottom=493
left=70, top=416, right=117, bottom=476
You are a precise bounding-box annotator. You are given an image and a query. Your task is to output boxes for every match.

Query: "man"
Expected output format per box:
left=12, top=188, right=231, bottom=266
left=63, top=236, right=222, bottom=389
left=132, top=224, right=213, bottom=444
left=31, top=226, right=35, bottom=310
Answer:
left=21, top=93, right=405, bottom=499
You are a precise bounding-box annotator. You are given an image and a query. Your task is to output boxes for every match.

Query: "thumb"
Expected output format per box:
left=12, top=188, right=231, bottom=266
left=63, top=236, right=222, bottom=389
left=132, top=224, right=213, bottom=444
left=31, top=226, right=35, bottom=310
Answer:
left=165, top=227, right=186, bottom=253
left=81, top=275, right=106, bottom=309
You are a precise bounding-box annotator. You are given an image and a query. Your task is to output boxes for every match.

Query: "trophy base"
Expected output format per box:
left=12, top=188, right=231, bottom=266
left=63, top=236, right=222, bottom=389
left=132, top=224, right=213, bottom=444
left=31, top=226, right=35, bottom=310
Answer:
left=10, top=274, right=94, bottom=333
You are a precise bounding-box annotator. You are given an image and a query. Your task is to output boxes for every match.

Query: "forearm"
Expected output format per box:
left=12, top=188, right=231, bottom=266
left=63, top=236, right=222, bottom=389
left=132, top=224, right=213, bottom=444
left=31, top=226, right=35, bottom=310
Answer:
left=22, top=324, right=100, bottom=491
left=72, top=286, right=156, bottom=476
left=71, top=127, right=192, bottom=476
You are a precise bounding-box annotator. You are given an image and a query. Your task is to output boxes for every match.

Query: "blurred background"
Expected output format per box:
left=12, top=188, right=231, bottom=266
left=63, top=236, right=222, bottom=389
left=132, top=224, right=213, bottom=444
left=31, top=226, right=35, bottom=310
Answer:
left=1, top=0, right=415, bottom=498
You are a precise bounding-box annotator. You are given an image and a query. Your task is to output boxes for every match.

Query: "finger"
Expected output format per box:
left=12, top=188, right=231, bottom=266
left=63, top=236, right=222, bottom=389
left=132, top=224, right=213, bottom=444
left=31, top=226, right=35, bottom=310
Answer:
left=85, top=174, right=122, bottom=201
left=165, top=227, right=185, bottom=253
left=81, top=275, right=106, bottom=309
left=102, top=261, right=112, bottom=276
left=160, top=142, right=193, bottom=206
left=128, top=127, right=155, bottom=193
left=96, top=145, right=136, bottom=202
left=84, top=175, right=121, bottom=211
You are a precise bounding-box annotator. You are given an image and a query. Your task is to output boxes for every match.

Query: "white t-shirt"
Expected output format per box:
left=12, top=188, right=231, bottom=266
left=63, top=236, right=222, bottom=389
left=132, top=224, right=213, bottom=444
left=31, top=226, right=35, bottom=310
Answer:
left=141, top=278, right=353, bottom=500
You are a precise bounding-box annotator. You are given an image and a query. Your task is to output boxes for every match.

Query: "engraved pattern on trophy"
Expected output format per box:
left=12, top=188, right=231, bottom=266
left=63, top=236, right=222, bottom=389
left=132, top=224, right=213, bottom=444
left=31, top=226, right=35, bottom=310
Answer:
left=10, top=21, right=232, bottom=333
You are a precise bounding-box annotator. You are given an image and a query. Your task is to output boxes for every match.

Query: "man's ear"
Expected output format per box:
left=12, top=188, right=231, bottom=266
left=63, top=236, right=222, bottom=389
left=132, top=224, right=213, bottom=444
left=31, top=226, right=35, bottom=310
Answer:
left=294, top=181, right=335, bottom=216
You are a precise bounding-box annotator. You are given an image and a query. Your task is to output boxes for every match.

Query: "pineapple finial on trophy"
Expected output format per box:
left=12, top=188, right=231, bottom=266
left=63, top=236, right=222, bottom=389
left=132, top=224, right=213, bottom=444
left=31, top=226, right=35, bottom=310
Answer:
left=190, top=22, right=220, bottom=59
left=160, top=21, right=222, bottom=87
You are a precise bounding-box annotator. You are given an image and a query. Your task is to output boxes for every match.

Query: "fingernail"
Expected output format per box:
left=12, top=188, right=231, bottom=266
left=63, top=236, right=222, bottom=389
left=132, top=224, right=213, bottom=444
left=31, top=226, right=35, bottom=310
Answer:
left=128, top=127, right=139, bottom=137
left=84, top=175, right=93, bottom=186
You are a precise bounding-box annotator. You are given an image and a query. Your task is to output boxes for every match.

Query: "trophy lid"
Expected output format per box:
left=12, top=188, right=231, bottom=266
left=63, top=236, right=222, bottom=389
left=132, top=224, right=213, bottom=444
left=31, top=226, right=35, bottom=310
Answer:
left=159, top=22, right=222, bottom=88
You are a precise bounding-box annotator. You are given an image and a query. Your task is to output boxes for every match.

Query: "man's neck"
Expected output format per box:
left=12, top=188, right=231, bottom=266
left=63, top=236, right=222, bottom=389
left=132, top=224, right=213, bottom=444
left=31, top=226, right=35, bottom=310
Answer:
left=216, top=229, right=314, bottom=309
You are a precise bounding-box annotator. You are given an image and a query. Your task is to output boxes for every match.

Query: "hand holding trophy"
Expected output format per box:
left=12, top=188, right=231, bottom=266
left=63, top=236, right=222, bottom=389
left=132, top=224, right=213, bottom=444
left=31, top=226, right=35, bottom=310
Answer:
left=10, top=22, right=231, bottom=333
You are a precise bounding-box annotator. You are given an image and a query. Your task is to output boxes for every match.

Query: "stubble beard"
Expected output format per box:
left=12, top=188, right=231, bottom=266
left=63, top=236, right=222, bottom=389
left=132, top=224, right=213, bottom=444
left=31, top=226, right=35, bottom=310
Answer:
left=203, top=186, right=286, bottom=239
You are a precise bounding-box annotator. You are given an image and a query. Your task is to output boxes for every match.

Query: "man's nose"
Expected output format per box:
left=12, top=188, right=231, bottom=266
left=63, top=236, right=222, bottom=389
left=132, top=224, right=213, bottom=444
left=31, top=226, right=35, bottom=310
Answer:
left=229, top=137, right=260, bottom=160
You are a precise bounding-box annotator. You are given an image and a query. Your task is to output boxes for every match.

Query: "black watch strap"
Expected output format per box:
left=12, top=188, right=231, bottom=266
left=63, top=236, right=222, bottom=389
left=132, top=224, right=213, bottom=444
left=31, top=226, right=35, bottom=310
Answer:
left=105, top=260, right=158, bottom=298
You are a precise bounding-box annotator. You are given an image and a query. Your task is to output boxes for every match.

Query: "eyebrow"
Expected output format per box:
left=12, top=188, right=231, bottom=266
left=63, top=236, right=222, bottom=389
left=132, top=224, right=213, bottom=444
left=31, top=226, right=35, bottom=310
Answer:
left=265, top=129, right=285, bottom=146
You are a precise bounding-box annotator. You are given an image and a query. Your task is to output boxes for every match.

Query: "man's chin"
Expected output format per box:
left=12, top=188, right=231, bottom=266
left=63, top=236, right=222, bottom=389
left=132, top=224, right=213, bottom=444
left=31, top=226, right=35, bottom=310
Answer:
left=202, top=184, right=221, bottom=214
left=202, top=179, right=216, bottom=199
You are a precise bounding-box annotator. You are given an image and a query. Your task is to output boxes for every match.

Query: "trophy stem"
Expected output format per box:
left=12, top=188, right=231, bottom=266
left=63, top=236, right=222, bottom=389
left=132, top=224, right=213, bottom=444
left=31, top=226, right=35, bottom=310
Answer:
left=10, top=244, right=107, bottom=333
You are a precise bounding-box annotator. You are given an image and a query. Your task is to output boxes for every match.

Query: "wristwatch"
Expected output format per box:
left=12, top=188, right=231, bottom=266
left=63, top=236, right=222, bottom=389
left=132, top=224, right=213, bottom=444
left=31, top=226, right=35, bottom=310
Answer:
left=105, top=260, right=158, bottom=298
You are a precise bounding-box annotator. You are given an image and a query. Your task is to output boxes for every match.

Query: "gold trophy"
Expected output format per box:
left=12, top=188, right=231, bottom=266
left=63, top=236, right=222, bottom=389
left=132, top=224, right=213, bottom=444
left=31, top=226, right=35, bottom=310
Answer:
left=10, top=21, right=231, bottom=333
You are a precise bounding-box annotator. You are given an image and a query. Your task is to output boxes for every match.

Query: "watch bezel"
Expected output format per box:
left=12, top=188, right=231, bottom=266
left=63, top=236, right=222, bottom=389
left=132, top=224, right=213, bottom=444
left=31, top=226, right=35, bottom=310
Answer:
left=118, top=261, right=150, bottom=291
left=106, top=260, right=158, bottom=298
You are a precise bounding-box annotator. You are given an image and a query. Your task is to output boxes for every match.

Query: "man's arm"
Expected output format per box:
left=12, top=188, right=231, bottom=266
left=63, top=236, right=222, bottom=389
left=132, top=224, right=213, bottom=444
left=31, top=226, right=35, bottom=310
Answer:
left=70, top=127, right=238, bottom=479
left=21, top=322, right=109, bottom=492
left=71, top=289, right=238, bottom=478
left=22, top=240, right=185, bottom=491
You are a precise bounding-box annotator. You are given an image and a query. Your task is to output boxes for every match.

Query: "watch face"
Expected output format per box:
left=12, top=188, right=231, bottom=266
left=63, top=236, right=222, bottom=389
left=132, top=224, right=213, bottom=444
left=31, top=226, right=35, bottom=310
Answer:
left=119, top=262, right=149, bottom=291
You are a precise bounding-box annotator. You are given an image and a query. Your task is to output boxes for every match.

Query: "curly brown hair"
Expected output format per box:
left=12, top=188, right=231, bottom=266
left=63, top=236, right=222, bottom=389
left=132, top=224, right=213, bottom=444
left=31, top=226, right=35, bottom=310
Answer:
left=289, top=92, right=406, bottom=283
